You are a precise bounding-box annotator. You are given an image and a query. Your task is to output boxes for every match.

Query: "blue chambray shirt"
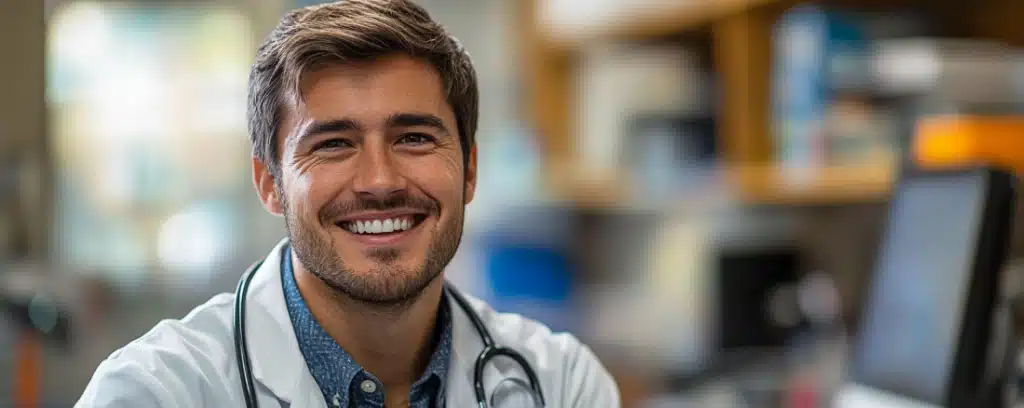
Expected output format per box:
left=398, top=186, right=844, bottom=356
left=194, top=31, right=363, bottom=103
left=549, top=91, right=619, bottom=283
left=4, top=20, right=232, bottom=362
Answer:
left=281, top=247, right=452, bottom=408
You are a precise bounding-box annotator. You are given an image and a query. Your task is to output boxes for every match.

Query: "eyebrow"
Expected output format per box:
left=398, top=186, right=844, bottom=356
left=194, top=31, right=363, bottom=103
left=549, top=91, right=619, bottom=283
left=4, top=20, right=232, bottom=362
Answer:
left=386, top=113, right=450, bottom=136
left=295, top=118, right=363, bottom=145
left=295, top=112, right=451, bottom=146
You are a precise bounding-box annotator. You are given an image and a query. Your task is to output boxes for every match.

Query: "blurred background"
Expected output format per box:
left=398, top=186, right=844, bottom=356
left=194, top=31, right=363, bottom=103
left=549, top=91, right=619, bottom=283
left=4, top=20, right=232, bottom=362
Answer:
left=4, top=0, right=1024, bottom=407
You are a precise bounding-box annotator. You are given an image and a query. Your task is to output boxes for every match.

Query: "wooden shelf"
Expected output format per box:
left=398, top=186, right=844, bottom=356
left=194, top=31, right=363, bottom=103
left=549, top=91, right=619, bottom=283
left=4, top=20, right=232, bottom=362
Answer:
left=545, top=161, right=633, bottom=210
left=726, top=162, right=896, bottom=205
left=547, top=161, right=896, bottom=209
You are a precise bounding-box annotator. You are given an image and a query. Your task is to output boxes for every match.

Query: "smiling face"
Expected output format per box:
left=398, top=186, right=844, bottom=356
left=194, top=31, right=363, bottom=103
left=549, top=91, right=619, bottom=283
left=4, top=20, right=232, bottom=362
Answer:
left=253, top=54, right=477, bottom=305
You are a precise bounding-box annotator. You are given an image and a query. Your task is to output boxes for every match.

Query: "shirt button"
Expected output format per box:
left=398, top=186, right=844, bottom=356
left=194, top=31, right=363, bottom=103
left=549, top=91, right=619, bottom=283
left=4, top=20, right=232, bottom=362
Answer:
left=360, top=379, right=377, bottom=393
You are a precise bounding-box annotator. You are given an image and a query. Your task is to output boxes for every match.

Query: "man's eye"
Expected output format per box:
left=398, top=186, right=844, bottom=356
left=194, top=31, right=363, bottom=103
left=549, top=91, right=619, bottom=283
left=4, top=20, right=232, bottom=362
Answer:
left=314, top=139, right=352, bottom=150
left=398, top=133, right=436, bottom=146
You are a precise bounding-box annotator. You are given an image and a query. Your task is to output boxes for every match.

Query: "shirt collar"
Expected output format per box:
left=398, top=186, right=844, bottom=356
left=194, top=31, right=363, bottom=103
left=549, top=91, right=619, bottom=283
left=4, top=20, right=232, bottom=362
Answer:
left=280, top=246, right=452, bottom=407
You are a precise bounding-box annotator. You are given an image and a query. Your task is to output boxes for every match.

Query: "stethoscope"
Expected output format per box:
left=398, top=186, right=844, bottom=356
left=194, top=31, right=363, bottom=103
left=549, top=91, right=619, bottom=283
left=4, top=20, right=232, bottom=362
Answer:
left=233, top=257, right=546, bottom=408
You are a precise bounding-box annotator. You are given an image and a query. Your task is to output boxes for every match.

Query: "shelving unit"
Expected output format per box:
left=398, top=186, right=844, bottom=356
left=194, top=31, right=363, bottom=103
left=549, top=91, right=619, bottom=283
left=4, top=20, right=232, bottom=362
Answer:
left=515, top=4, right=1024, bottom=406
left=519, top=0, right=1024, bottom=208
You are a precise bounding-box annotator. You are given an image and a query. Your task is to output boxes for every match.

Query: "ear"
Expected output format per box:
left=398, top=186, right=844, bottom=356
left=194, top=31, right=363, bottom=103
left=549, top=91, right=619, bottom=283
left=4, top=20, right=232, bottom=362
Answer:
left=253, top=157, right=284, bottom=216
left=463, top=146, right=477, bottom=205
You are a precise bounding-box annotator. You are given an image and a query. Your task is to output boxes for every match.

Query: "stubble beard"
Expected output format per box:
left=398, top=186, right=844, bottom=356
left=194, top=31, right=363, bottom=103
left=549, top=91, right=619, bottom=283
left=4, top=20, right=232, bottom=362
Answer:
left=281, top=191, right=464, bottom=310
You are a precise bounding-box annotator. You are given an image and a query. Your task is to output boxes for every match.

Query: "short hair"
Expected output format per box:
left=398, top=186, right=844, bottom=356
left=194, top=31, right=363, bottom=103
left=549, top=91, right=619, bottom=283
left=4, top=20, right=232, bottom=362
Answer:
left=247, top=0, right=479, bottom=179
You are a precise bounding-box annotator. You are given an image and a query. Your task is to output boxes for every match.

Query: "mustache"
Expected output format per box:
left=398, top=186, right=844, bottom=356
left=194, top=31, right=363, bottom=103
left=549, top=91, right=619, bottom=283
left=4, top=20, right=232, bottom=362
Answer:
left=319, top=194, right=439, bottom=223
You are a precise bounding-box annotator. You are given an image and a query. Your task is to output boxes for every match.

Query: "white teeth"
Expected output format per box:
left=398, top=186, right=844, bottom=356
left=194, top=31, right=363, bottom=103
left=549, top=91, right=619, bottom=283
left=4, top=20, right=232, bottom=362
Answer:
left=346, top=217, right=415, bottom=234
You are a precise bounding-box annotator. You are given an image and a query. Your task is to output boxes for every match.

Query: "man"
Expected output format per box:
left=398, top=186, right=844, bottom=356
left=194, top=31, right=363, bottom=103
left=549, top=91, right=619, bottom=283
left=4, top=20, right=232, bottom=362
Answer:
left=75, top=1, right=621, bottom=407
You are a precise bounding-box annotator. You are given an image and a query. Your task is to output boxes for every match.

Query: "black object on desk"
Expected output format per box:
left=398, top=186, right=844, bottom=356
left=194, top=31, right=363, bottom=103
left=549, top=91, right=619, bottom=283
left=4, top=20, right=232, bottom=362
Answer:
left=838, top=166, right=1017, bottom=408
left=718, top=247, right=807, bottom=350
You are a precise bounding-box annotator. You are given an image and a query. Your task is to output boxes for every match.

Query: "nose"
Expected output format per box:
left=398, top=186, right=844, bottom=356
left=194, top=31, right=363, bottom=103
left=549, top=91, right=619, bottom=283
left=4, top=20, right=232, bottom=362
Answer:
left=352, top=142, right=407, bottom=199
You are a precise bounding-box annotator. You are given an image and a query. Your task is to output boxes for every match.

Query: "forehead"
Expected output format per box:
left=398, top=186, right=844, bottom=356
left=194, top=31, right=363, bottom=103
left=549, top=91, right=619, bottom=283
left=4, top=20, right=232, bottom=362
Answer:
left=292, top=55, right=453, bottom=123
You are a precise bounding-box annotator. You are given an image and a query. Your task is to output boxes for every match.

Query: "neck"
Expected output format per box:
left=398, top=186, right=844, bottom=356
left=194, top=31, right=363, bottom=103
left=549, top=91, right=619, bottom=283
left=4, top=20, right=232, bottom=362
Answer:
left=291, top=252, right=444, bottom=391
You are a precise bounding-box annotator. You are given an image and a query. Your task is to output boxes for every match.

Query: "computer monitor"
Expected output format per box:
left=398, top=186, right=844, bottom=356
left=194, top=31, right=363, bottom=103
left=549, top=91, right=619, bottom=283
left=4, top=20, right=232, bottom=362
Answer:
left=835, top=167, right=1017, bottom=408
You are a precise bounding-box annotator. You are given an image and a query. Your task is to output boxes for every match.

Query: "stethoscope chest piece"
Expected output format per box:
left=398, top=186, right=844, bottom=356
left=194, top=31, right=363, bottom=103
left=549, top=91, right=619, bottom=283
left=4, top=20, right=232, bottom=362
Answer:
left=489, top=376, right=545, bottom=407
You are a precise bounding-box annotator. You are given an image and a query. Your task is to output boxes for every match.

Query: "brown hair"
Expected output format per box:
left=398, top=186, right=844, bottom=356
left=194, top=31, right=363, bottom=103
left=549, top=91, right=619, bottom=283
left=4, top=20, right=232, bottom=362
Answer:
left=247, top=0, right=479, bottom=178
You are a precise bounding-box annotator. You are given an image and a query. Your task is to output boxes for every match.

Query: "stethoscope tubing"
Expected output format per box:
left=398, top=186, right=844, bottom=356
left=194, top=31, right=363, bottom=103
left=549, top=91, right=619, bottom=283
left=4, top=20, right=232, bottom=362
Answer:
left=234, top=261, right=260, bottom=408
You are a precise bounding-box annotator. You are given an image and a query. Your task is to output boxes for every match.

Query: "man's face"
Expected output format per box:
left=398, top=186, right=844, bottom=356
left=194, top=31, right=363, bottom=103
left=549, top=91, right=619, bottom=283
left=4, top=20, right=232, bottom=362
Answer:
left=253, top=55, right=477, bottom=305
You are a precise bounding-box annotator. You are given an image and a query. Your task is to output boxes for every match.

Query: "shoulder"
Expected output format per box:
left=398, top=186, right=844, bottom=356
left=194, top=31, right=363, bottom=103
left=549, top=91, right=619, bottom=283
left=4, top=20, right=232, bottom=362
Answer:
left=76, top=293, right=239, bottom=407
left=460, top=294, right=622, bottom=407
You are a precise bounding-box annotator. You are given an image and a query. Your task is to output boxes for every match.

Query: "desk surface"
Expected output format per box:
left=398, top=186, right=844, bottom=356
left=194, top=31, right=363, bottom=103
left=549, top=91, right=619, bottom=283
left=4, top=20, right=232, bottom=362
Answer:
left=834, top=384, right=943, bottom=408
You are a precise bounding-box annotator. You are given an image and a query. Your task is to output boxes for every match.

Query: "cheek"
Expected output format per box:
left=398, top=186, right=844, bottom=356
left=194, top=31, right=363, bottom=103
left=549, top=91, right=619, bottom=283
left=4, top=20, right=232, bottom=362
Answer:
left=289, top=165, right=346, bottom=221
left=399, top=156, right=462, bottom=201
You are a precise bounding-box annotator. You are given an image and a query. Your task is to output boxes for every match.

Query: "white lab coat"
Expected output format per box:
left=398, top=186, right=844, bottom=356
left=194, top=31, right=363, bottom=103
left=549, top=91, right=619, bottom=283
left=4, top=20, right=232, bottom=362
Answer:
left=75, top=239, right=621, bottom=407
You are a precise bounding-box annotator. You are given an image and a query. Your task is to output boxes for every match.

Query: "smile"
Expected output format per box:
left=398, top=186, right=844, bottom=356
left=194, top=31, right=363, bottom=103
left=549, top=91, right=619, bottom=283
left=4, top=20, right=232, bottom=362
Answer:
left=335, top=210, right=428, bottom=241
left=341, top=215, right=423, bottom=234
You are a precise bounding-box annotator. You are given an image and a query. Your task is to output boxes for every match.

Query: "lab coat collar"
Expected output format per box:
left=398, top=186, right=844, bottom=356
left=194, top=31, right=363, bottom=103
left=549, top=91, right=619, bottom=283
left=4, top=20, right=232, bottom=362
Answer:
left=245, top=238, right=324, bottom=406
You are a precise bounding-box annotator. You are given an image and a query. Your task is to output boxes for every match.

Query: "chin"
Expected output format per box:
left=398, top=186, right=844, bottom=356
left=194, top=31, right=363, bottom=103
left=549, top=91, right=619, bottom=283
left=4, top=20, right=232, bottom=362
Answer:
left=338, top=260, right=440, bottom=305
left=343, top=247, right=428, bottom=276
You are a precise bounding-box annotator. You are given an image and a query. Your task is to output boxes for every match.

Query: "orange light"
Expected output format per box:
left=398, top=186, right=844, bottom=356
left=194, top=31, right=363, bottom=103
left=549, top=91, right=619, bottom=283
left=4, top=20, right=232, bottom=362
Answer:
left=915, top=115, right=1024, bottom=172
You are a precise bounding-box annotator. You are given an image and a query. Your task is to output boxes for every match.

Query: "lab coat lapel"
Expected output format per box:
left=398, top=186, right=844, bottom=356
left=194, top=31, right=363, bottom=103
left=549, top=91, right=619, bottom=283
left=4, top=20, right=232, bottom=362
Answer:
left=444, top=289, right=535, bottom=407
left=446, top=290, right=500, bottom=406
left=244, top=238, right=325, bottom=408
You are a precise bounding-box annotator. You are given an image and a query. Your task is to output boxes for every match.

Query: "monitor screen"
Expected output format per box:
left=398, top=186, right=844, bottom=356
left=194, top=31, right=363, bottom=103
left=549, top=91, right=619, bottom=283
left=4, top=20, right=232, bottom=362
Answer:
left=851, top=173, right=986, bottom=404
